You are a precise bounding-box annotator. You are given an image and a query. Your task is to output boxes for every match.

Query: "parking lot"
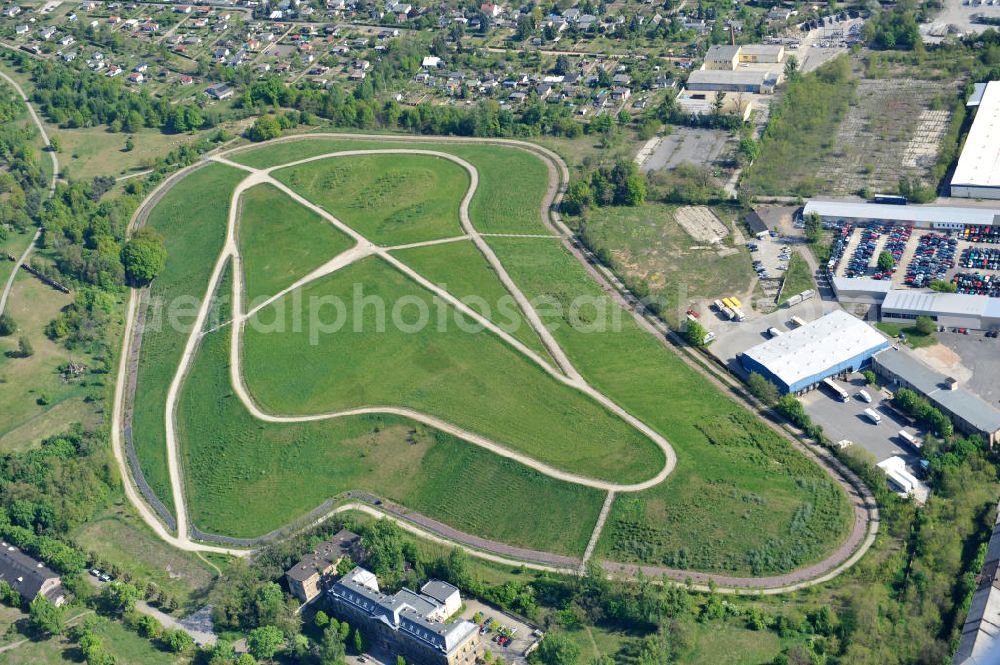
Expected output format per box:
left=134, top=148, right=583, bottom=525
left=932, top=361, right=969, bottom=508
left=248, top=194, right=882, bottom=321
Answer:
left=458, top=598, right=540, bottom=664
left=830, top=223, right=1000, bottom=293
left=638, top=127, right=732, bottom=173
left=800, top=375, right=923, bottom=465
left=915, top=328, right=1000, bottom=406
left=705, top=298, right=839, bottom=371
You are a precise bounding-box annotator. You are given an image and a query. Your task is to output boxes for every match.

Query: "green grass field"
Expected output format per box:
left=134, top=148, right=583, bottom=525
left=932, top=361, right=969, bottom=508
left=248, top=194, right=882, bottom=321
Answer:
left=273, top=153, right=468, bottom=245
left=875, top=321, right=937, bottom=349
left=0, top=272, right=104, bottom=452
left=232, top=138, right=552, bottom=234
left=0, top=616, right=182, bottom=665
left=134, top=136, right=855, bottom=577
left=578, top=203, right=755, bottom=324
left=390, top=239, right=553, bottom=362
left=242, top=255, right=662, bottom=484
left=177, top=265, right=603, bottom=551
left=485, top=237, right=853, bottom=575
left=130, top=162, right=247, bottom=515
left=778, top=252, right=817, bottom=305
left=237, top=183, right=354, bottom=306
left=72, top=504, right=218, bottom=608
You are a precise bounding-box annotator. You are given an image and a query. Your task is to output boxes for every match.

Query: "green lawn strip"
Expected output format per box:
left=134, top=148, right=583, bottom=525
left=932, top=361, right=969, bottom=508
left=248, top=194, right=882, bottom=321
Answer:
left=237, top=183, right=355, bottom=306
left=130, top=162, right=246, bottom=515
left=230, top=138, right=551, bottom=233
left=778, top=252, right=817, bottom=305
left=272, top=153, right=468, bottom=245
left=486, top=238, right=854, bottom=576
left=178, top=264, right=601, bottom=552
left=390, top=239, right=553, bottom=363
left=875, top=322, right=937, bottom=349
left=0, top=616, right=180, bottom=665
left=242, top=255, right=662, bottom=485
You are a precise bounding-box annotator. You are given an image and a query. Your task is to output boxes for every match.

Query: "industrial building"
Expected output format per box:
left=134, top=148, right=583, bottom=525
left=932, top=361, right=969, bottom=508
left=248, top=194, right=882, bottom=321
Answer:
left=328, top=567, right=481, bottom=665
left=802, top=199, right=1000, bottom=230
left=951, top=81, right=1000, bottom=200
left=686, top=69, right=778, bottom=94
left=954, top=500, right=1000, bottom=664
left=740, top=309, right=890, bottom=393
left=881, top=290, right=1000, bottom=332
left=872, top=348, right=1000, bottom=446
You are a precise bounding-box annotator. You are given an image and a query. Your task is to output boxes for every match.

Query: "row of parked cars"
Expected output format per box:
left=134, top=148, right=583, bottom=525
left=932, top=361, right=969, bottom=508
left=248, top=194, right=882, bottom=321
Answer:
left=953, top=272, right=1000, bottom=297
left=906, top=233, right=956, bottom=287
left=845, top=224, right=911, bottom=278
left=963, top=225, right=1000, bottom=244
left=961, top=247, right=1000, bottom=271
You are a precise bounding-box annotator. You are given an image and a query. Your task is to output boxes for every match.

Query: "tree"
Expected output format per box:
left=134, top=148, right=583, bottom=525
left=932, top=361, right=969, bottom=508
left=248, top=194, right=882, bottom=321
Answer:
left=318, top=624, right=346, bottom=665
left=248, top=115, right=282, bottom=142
left=684, top=319, right=708, bottom=347
left=100, top=581, right=142, bottom=615
left=15, top=336, right=33, bottom=358
left=161, top=628, right=194, bottom=653
left=247, top=625, right=284, bottom=660
left=236, top=654, right=259, bottom=665
left=121, top=230, right=167, bottom=286
left=124, top=136, right=135, bottom=152
left=554, top=55, right=572, bottom=75
left=366, top=519, right=405, bottom=584
left=396, top=657, right=407, bottom=665
left=29, top=596, right=64, bottom=636
left=914, top=315, right=936, bottom=336
left=738, top=137, right=760, bottom=164
left=711, top=90, right=725, bottom=116
left=352, top=628, right=365, bottom=654
left=747, top=372, right=779, bottom=405
left=315, top=610, right=330, bottom=628
left=862, top=370, right=877, bottom=386
left=804, top=212, right=822, bottom=244
left=930, top=280, right=957, bottom=293
left=784, top=55, right=800, bottom=81
left=530, top=631, right=580, bottom=665
left=877, top=251, right=895, bottom=272
left=49, top=136, right=61, bottom=152
left=0, top=313, right=15, bottom=336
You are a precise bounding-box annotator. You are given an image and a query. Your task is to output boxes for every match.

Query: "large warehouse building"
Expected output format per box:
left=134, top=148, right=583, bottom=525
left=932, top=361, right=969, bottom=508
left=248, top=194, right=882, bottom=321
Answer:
left=740, top=310, right=890, bottom=394
left=951, top=81, right=1000, bottom=200
left=881, top=290, right=1000, bottom=331
left=802, top=200, right=1000, bottom=230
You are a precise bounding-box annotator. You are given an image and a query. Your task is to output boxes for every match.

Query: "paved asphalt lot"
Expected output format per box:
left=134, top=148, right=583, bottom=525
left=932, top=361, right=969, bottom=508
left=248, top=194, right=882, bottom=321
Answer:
left=800, top=374, right=923, bottom=470
left=640, top=127, right=730, bottom=173
left=935, top=330, right=1000, bottom=406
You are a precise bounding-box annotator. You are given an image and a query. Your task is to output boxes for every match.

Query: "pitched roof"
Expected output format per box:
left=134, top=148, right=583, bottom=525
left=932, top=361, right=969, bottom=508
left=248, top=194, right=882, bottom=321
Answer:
left=285, top=529, right=361, bottom=582
left=0, top=542, right=60, bottom=601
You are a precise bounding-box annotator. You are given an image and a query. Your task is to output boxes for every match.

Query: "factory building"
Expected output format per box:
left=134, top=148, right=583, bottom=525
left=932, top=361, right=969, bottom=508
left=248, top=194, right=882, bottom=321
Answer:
left=881, top=290, right=1000, bottom=332
left=951, top=81, right=1000, bottom=200
left=802, top=200, right=1000, bottom=230
left=739, top=310, right=890, bottom=394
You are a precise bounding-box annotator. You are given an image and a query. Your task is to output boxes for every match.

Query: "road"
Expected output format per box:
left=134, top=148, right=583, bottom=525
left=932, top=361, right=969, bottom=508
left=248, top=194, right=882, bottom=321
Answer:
left=113, top=133, right=876, bottom=595
left=0, top=66, right=58, bottom=318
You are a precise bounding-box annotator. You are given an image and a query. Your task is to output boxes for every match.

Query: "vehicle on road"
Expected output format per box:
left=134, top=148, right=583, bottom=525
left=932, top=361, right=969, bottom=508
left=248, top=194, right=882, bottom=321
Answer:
left=864, top=408, right=881, bottom=424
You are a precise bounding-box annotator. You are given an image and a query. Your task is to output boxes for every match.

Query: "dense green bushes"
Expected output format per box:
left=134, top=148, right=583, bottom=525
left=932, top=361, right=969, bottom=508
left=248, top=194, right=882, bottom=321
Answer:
left=892, top=387, right=954, bottom=437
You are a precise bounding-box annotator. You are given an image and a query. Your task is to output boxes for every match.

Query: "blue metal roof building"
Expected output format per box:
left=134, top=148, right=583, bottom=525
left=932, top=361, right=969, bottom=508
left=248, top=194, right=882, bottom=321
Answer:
left=740, top=310, right=890, bottom=394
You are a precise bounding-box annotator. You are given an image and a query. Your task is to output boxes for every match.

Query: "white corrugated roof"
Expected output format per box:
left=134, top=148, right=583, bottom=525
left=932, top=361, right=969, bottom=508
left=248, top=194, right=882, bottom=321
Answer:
left=742, top=310, right=888, bottom=387
left=882, top=290, right=1000, bottom=319
left=952, top=81, right=1000, bottom=189
left=803, top=200, right=1000, bottom=226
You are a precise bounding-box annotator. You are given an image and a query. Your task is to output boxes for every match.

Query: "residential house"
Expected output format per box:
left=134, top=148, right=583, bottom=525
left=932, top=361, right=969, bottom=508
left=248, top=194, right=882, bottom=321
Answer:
left=285, top=529, right=361, bottom=603
left=0, top=543, right=65, bottom=606
left=14, top=24, right=28, bottom=35
left=39, top=26, right=57, bottom=40
left=58, top=34, right=74, bottom=46
left=205, top=83, right=234, bottom=100
left=107, top=64, right=123, bottom=77
left=127, top=72, right=143, bottom=84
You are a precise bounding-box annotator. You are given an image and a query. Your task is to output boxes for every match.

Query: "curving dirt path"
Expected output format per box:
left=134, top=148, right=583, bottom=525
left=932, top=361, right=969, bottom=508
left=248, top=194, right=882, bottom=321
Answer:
left=0, top=68, right=58, bottom=318
left=112, top=133, right=877, bottom=593
left=153, top=149, right=678, bottom=543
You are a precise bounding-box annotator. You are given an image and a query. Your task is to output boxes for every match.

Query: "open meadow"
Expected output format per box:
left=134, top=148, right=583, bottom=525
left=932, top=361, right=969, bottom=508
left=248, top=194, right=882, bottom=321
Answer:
left=237, top=183, right=354, bottom=306
left=127, top=136, right=855, bottom=579
left=130, top=162, right=247, bottom=516
left=273, top=153, right=468, bottom=245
